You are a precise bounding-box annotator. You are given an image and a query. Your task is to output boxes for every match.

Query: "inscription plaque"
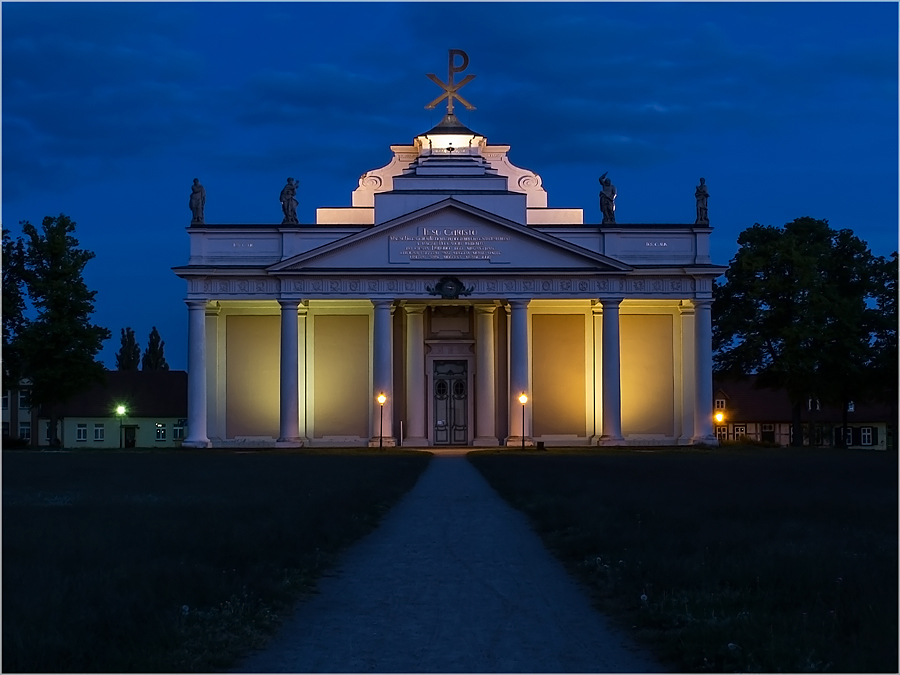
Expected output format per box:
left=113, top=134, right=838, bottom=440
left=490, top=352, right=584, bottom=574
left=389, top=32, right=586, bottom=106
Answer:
left=389, top=226, right=510, bottom=263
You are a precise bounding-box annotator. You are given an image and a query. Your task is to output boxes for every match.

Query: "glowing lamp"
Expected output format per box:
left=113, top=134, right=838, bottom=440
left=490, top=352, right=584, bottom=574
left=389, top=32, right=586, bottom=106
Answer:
left=116, top=405, right=126, bottom=415
left=518, top=394, right=528, bottom=405
left=714, top=412, right=724, bottom=423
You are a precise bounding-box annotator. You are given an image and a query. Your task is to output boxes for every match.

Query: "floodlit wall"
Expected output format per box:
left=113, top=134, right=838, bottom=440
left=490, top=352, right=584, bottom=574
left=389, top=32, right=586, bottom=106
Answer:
left=313, top=314, right=369, bottom=438
left=532, top=313, right=586, bottom=437
left=620, top=314, right=675, bottom=436
left=226, top=315, right=280, bottom=438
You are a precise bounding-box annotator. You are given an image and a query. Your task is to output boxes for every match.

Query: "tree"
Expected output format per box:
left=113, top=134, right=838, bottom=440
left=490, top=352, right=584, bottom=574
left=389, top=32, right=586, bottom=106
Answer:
left=2, top=230, right=27, bottom=390
left=115, top=327, right=141, bottom=370
left=15, top=215, right=111, bottom=445
left=141, top=326, right=169, bottom=371
left=713, top=217, right=882, bottom=447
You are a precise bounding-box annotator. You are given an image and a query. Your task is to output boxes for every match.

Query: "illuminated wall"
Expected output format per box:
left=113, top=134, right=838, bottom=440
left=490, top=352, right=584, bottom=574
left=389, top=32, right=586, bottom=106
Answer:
left=313, top=315, right=369, bottom=438
left=620, top=314, right=674, bottom=435
left=225, top=315, right=280, bottom=438
left=532, top=313, right=586, bottom=436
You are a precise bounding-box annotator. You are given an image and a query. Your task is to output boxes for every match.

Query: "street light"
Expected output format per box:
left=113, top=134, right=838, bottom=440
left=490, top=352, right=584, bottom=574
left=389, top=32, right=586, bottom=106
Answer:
left=377, top=393, right=386, bottom=448
left=116, top=405, right=127, bottom=448
left=518, top=393, right=528, bottom=449
left=714, top=412, right=724, bottom=424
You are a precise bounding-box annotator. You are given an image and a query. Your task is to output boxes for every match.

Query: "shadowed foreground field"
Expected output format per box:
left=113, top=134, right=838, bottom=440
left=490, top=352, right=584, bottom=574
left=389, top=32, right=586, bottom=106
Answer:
left=470, top=447, right=898, bottom=673
left=2, top=449, right=431, bottom=673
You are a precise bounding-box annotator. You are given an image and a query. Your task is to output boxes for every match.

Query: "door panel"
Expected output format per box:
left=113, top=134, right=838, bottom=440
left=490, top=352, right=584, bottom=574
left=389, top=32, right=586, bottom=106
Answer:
left=433, top=360, right=468, bottom=445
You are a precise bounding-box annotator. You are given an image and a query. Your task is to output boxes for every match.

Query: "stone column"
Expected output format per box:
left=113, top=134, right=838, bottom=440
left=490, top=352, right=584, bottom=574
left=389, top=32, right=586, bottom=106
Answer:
left=278, top=300, right=302, bottom=444
left=404, top=306, right=428, bottom=446
left=474, top=305, right=499, bottom=446
left=184, top=299, right=210, bottom=448
left=678, top=302, right=696, bottom=443
left=692, top=299, right=718, bottom=445
left=506, top=299, right=532, bottom=446
left=370, top=300, right=396, bottom=446
left=598, top=297, right=625, bottom=444
left=589, top=304, right=604, bottom=444
left=297, top=306, right=309, bottom=443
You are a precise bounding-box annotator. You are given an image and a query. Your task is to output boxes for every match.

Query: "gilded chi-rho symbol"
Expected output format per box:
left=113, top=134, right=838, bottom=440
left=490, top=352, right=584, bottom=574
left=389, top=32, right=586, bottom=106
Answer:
left=425, top=49, right=476, bottom=114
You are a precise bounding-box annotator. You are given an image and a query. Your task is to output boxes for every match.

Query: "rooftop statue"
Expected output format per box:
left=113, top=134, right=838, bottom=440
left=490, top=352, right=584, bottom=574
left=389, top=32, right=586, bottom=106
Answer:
left=695, top=177, right=709, bottom=225
left=280, top=177, right=299, bottom=225
left=189, top=178, right=205, bottom=224
left=599, top=172, right=616, bottom=224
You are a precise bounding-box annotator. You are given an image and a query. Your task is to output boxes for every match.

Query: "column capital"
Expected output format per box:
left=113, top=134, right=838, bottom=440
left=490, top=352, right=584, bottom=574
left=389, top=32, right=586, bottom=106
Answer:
left=507, top=298, right=532, bottom=310
left=185, top=299, right=209, bottom=310
left=692, top=298, right=713, bottom=308
left=598, top=296, right=625, bottom=308
left=277, top=299, right=301, bottom=310
left=474, top=305, right=497, bottom=316
left=372, top=300, right=394, bottom=309
left=404, top=305, right=427, bottom=316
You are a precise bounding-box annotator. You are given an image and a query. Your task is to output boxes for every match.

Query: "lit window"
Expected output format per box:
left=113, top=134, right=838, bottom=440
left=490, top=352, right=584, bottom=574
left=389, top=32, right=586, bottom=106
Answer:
left=716, top=426, right=727, bottom=441
left=847, top=401, right=855, bottom=413
left=173, top=423, right=185, bottom=440
left=861, top=427, right=872, bottom=446
left=94, top=424, right=105, bottom=441
left=76, top=424, right=87, bottom=441
left=19, top=390, right=30, bottom=409
left=715, top=399, right=726, bottom=410
left=155, top=423, right=167, bottom=441
left=19, top=422, right=31, bottom=441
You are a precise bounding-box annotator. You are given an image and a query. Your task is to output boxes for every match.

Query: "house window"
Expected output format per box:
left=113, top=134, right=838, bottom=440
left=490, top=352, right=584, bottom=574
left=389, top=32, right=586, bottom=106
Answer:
left=76, top=424, right=87, bottom=441
left=94, top=424, right=105, bottom=441
left=2, top=391, right=7, bottom=410
left=761, top=423, right=775, bottom=443
left=173, top=422, right=185, bottom=440
left=155, top=423, right=167, bottom=441
left=716, top=426, right=728, bottom=441
left=715, top=399, right=726, bottom=410
left=19, top=390, right=30, bottom=409
left=847, top=401, right=855, bottom=413
left=19, top=422, right=31, bottom=440
left=762, top=423, right=775, bottom=432
left=861, top=427, right=872, bottom=446
left=733, top=425, right=747, bottom=439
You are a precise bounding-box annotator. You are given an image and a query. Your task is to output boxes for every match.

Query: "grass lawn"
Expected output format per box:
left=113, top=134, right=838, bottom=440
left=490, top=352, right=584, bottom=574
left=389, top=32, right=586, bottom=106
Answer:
left=2, top=448, right=431, bottom=673
left=469, top=446, right=898, bottom=673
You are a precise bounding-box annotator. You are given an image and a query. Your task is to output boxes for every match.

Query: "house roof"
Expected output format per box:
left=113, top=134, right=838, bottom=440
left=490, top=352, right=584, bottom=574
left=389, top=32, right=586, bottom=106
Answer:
left=713, top=375, right=895, bottom=424
left=46, top=371, right=187, bottom=419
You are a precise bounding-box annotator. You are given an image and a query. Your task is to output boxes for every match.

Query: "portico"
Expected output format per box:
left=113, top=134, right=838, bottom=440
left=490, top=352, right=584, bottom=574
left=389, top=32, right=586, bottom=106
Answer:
left=174, top=54, right=725, bottom=449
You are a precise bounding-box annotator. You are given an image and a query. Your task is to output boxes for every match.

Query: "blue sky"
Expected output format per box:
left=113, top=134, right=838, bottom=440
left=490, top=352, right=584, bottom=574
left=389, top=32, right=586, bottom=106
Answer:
left=3, top=2, right=897, bottom=370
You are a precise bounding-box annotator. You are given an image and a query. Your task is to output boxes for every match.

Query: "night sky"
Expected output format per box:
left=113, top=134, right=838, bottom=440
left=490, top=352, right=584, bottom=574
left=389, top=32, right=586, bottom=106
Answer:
left=3, top=2, right=897, bottom=370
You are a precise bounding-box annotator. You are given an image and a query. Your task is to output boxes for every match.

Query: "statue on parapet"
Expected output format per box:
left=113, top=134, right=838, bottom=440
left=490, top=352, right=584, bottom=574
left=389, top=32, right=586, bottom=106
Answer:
left=189, top=178, right=205, bottom=224
left=695, top=177, right=709, bottom=225
left=599, top=172, right=616, bottom=224
left=280, top=177, right=299, bottom=225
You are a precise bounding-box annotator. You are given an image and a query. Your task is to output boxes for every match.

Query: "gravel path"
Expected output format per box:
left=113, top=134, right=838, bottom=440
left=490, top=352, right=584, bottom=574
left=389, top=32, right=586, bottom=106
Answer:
left=236, top=451, right=663, bottom=673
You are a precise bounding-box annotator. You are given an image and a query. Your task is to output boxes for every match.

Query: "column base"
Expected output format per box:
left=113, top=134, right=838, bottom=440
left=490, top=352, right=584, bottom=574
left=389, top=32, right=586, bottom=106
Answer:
left=690, top=435, right=720, bottom=447
left=505, top=436, right=534, bottom=447
left=275, top=438, right=307, bottom=448
left=182, top=438, right=211, bottom=449
left=597, top=435, right=626, bottom=446
left=474, top=436, right=500, bottom=446
left=367, top=437, right=398, bottom=448
left=402, top=437, right=430, bottom=448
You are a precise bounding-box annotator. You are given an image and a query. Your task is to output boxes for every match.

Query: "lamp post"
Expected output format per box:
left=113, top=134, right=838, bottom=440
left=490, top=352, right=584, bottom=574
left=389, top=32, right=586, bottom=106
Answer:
left=518, top=393, right=528, bottom=449
left=714, top=411, right=724, bottom=441
left=377, top=393, right=386, bottom=448
left=116, top=405, right=126, bottom=448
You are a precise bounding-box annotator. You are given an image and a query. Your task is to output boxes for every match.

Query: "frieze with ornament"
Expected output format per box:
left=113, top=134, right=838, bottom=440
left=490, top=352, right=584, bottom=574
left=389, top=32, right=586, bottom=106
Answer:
left=189, top=275, right=716, bottom=298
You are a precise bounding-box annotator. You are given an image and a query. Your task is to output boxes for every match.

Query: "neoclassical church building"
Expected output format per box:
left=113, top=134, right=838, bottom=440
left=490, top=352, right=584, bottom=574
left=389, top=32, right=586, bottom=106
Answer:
left=174, top=52, right=725, bottom=448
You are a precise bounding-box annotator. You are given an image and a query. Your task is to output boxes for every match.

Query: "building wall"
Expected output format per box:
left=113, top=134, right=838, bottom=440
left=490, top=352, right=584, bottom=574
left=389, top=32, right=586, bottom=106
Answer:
left=312, top=313, right=370, bottom=439
left=225, top=315, right=280, bottom=438
left=39, top=417, right=184, bottom=448
left=532, top=313, right=586, bottom=437
left=620, top=313, right=675, bottom=437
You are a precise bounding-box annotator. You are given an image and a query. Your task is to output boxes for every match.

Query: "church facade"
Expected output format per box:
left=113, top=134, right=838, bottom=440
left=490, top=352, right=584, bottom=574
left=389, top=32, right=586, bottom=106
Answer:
left=174, top=55, right=725, bottom=449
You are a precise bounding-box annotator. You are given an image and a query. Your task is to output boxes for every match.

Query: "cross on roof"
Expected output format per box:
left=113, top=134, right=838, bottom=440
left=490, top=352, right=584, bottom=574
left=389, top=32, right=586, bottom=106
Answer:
left=425, top=49, right=476, bottom=114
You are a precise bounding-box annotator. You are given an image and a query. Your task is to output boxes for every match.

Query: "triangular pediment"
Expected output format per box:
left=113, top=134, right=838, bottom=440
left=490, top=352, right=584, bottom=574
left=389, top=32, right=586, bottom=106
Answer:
left=270, top=199, right=631, bottom=273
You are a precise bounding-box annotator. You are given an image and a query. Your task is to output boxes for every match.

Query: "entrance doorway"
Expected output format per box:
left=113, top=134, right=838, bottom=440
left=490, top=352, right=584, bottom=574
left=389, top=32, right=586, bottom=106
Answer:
left=123, top=426, right=137, bottom=448
left=433, top=360, right=468, bottom=445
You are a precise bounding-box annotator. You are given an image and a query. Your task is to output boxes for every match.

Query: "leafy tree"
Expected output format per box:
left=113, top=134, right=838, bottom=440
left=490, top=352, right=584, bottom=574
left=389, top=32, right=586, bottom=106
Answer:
left=713, top=217, right=882, bottom=447
left=141, top=326, right=169, bottom=371
left=2, top=230, right=27, bottom=390
left=15, top=215, right=111, bottom=445
left=115, top=327, right=141, bottom=370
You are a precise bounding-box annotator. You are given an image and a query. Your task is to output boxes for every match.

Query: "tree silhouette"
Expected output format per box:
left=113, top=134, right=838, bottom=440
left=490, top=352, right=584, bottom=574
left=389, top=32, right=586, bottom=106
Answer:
left=141, top=326, right=169, bottom=371
left=115, top=327, right=141, bottom=370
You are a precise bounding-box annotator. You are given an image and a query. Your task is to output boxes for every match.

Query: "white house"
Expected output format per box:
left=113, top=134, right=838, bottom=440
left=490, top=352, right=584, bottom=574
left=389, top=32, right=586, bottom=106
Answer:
left=173, top=55, right=726, bottom=449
